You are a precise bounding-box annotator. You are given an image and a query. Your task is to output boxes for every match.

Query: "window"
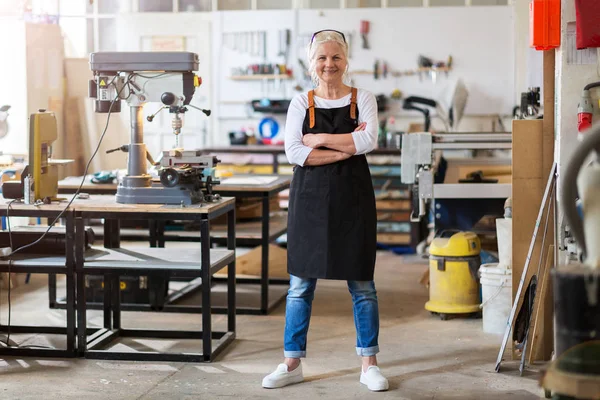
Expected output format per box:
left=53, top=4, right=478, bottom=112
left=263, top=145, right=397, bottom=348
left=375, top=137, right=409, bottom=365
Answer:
left=98, top=18, right=117, bottom=51
left=347, top=0, right=381, bottom=7
left=471, top=0, right=509, bottom=5
left=139, top=0, right=174, bottom=12
left=178, top=0, right=212, bottom=12
left=59, top=0, right=92, bottom=15
left=59, top=17, right=87, bottom=57
left=99, top=0, right=122, bottom=13
left=430, top=0, right=464, bottom=6
left=217, top=0, right=252, bottom=10
left=308, top=0, right=340, bottom=8
left=257, top=0, right=293, bottom=9
left=388, top=0, right=422, bottom=6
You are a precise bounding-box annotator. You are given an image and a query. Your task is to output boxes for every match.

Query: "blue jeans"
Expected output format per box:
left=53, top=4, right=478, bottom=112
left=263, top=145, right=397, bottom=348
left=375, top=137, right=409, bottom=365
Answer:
left=283, top=274, right=380, bottom=358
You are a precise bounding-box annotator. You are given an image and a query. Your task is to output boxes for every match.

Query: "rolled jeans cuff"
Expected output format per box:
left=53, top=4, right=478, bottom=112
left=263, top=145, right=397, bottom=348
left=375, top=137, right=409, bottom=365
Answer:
left=284, top=350, right=306, bottom=358
left=356, top=345, right=379, bottom=357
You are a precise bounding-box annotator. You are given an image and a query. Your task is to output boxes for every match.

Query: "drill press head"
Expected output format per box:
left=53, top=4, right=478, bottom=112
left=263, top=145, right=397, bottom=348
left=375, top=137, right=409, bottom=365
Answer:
left=88, top=52, right=207, bottom=136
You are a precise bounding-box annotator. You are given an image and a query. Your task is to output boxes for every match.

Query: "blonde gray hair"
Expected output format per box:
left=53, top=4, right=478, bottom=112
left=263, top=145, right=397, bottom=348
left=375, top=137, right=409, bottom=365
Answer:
left=306, top=31, right=349, bottom=87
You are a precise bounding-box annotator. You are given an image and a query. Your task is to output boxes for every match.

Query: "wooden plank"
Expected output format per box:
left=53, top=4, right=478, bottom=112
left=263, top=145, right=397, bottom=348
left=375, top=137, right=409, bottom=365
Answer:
left=213, top=175, right=291, bottom=192
left=70, top=195, right=234, bottom=214
left=376, top=199, right=411, bottom=210
left=529, top=244, right=554, bottom=364
left=511, top=119, right=544, bottom=360
left=215, top=244, right=288, bottom=279
left=377, top=232, right=411, bottom=245
left=540, top=49, right=556, bottom=362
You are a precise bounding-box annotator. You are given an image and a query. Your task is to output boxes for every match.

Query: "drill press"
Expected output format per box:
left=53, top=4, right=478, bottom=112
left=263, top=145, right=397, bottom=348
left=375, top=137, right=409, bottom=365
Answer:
left=88, top=51, right=217, bottom=205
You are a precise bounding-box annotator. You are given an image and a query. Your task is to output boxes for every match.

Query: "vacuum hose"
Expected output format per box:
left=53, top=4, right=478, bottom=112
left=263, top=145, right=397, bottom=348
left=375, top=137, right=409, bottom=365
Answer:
left=560, top=122, right=600, bottom=259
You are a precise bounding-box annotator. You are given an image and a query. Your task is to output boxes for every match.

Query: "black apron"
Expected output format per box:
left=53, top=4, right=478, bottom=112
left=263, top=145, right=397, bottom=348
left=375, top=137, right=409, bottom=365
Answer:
left=287, top=88, right=377, bottom=281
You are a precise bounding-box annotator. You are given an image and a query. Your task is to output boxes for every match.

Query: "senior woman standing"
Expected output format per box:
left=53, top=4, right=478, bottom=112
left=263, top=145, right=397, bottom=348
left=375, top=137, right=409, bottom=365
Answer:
left=262, top=30, right=388, bottom=392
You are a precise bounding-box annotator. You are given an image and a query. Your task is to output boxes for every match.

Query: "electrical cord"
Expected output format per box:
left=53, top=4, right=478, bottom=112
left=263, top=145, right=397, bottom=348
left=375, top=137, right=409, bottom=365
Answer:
left=1, top=72, right=135, bottom=348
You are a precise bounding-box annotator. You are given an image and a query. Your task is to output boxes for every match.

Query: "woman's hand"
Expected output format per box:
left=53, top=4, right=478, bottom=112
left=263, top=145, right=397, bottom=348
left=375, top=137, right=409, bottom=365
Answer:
left=354, top=122, right=367, bottom=132
left=302, top=134, right=324, bottom=149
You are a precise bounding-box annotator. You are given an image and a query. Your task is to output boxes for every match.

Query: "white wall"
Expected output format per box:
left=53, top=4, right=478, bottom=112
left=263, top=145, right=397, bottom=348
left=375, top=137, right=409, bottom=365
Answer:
left=110, top=13, right=212, bottom=162
left=556, top=0, right=600, bottom=185
left=212, top=6, right=516, bottom=145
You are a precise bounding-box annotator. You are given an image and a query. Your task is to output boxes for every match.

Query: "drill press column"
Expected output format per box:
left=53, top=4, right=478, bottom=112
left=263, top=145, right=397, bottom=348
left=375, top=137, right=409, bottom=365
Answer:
left=122, top=106, right=151, bottom=189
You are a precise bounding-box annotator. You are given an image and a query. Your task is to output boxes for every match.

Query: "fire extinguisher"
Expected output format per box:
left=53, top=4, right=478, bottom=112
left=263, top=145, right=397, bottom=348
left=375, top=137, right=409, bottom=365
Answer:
left=578, top=82, right=600, bottom=133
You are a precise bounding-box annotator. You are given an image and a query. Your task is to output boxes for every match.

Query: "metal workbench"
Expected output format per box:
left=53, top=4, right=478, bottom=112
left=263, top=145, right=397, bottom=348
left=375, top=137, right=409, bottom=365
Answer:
left=72, top=194, right=237, bottom=362
left=0, top=196, right=77, bottom=357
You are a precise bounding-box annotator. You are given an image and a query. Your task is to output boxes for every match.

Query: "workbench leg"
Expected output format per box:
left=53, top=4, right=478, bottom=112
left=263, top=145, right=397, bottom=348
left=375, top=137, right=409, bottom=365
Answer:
left=65, top=213, right=76, bottom=354
left=261, top=195, right=270, bottom=314
left=227, top=208, right=236, bottom=333
left=149, top=220, right=157, bottom=248
left=157, top=220, right=165, bottom=248
left=200, top=219, right=212, bottom=360
left=103, top=273, right=112, bottom=330
left=104, top=219, right=120, bottom=249
left=75, top=216, right=87, bottom=355
left=48, top=274, right=57, bottom=307
left=112, top=274, right=121, bottom=330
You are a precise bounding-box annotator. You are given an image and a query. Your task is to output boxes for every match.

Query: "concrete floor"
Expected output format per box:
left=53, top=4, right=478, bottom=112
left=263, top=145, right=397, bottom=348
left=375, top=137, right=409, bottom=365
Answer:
left=0, top=249, right=546, bottom=399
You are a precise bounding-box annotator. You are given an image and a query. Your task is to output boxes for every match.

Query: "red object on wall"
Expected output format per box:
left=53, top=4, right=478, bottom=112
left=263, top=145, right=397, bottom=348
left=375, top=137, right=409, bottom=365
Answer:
left=575, top=0, right=600, bottom=49
left=529, top=0, right=560, bottom=51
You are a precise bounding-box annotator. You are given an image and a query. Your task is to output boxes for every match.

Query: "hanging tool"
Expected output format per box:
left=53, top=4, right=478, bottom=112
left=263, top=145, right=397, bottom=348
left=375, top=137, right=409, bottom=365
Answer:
left=360, top=20, right=370, bottom=49
left=373, top=59, right=379, bottom=80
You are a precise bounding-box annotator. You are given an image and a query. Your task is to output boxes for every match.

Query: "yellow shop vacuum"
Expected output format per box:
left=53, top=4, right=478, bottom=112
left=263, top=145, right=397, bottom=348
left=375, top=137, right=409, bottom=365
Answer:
left=426, top=231, right=481, bottom=320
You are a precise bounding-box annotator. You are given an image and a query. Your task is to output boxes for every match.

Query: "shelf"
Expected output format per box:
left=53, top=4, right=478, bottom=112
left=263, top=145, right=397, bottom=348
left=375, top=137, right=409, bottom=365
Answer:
left=229, top=75, right=293, bottom=81
left=83, top=247, right=235, bottom=276
left=349, top=66, right=451, bottom=78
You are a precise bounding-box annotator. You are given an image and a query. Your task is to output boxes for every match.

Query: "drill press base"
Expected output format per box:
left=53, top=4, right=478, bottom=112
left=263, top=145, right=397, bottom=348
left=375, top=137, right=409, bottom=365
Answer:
left=116, top=182, right=204, bottom=205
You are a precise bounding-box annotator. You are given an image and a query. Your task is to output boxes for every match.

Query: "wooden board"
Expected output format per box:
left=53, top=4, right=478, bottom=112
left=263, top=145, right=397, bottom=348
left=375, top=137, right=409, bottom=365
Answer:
left=512, top=119, right=544, bottom=360
left=71, top=195, right=235, bottom=215
left=529, top=245, right=554, bottom=364
left=540, top=49, right=556, bottom=362
left=377, top=232, right=411, bottom=245
left=213, top=175, right=291, bottom=193
left=215, top=244, right=288, bottom=279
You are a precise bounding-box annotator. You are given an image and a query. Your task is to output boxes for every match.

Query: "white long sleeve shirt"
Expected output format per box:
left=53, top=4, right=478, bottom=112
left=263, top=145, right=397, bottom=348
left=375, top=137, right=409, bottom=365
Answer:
left=284, top=88, right=379, bottom=166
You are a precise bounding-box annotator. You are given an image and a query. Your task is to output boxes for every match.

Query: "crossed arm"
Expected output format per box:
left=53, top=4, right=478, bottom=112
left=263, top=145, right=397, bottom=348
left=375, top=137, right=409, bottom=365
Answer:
left=302, top=123, right=366, bottom=166
left=284, top=91, right=378, bottom=167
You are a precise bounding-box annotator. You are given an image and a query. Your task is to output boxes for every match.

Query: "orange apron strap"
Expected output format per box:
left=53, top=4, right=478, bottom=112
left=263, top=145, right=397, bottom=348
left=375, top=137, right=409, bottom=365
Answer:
left=308, top=90, right=316, bottom=128
left=350, top=87, right=357, bottom=120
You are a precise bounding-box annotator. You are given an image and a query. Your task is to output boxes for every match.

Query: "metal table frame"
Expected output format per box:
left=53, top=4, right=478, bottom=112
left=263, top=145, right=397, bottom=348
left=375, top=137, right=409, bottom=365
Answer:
left=57, top=176, right=291, bottom=316
left=0, top=204, right=76, bottom=357
left=75, top=197, right=236, bottom=362
left=170, top=179, right=290, bottom=315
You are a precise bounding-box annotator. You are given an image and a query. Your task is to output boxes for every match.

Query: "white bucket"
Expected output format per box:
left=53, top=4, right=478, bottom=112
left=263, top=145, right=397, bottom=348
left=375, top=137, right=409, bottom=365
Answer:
left=479, top=263, right=512, bottom=335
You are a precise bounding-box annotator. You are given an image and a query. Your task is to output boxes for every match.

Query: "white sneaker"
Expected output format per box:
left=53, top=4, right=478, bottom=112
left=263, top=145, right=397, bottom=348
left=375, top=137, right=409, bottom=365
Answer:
left=360, top=366, right=389, bottom=391
left=262, top=363, right=304, bottom=389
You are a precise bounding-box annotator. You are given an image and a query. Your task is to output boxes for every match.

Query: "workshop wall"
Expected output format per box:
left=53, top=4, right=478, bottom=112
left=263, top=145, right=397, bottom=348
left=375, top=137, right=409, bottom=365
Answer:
left=556, top=0, right=600, bottom=190
left=213, top=6, right=515, bottom=145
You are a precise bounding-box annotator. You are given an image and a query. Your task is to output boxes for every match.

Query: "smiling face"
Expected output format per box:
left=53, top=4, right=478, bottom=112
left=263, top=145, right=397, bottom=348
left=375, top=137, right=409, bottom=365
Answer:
left=312, top=41, right=348, bottom=86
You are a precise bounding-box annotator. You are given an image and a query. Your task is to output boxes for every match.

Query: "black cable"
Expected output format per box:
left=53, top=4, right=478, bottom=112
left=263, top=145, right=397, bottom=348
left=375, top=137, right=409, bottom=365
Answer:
left=6, top=73, right=133, bottom=257
left=1, top=73, right=134, bottom=349
left=584, top=81, right=600, bottom=91
left=3, top=199, right=18, bottom=346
